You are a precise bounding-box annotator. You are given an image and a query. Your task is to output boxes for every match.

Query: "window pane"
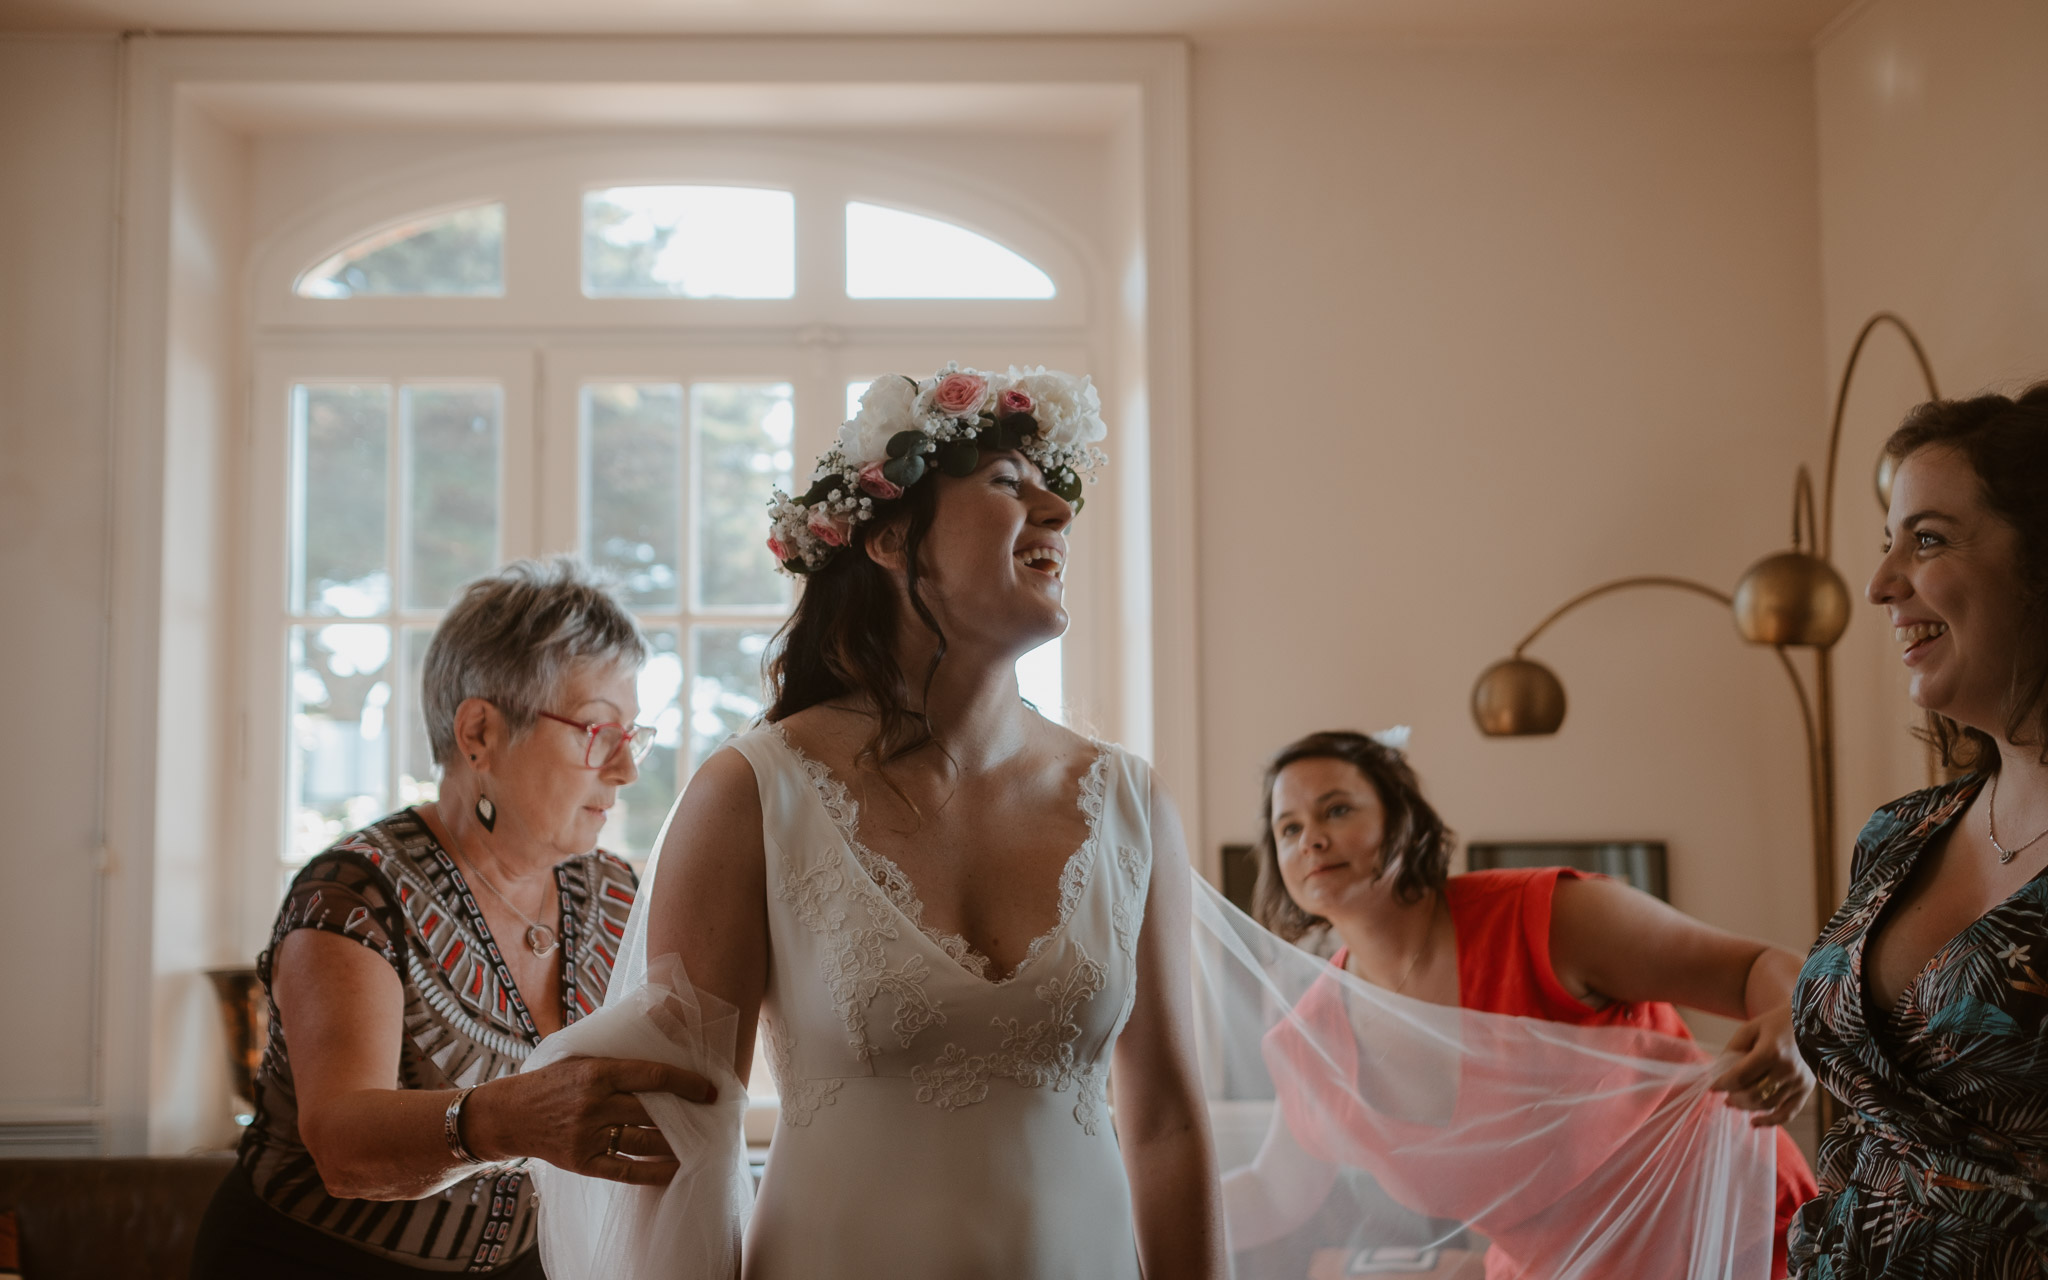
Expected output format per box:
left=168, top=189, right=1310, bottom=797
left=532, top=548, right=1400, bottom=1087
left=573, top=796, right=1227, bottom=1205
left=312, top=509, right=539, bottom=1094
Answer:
left=846, top=380, right=870, bottom=421
left=296, top=203, right=505, bottom=299
left=1018, top=638, right=1063, bottom=725
left=404, top=385, right=501, bottom=610
left=692, top=625, right=774, bottom=770
left=399, top=625, right=438, bottom=806
left=584, top=383, right=683, bottom=608
left=293, top=384, right=390, bottom=617
left=694, top=383, right=794, bottom=610
left=289, top=623, right=392, bottom=865
left=604, top=629, right=683, bottom=862
left=583, top=186, right=795, bottom=299
left=846, top=202, right=1056, bottom=299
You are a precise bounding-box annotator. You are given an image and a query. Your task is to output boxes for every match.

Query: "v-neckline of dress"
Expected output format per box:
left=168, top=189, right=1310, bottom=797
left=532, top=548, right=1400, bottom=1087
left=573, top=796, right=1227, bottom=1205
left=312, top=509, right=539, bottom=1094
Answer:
left=768, top=721, right=1112, bottom=987
left=1854, top=776, right=2034, bottom=1053
left=409, top=810, right=573, bottom=1045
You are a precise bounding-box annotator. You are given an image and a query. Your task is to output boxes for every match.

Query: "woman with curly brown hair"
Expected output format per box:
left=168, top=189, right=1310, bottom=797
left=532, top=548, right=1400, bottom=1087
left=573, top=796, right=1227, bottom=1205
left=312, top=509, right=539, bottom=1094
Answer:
left=1791, top=383, right=2048, bottom=1278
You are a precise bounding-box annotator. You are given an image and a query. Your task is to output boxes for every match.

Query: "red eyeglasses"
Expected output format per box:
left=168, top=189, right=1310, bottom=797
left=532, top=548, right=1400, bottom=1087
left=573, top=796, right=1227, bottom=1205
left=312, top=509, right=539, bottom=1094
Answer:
left=535, top=710, right=658, bottom=768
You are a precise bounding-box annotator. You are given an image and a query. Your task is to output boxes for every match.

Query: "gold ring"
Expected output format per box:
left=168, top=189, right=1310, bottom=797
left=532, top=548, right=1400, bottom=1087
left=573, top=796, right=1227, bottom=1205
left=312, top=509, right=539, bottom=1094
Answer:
left=1757, top=1077, right=1780, bottom=1103
left=604, top=1124, right=623, bottom=1158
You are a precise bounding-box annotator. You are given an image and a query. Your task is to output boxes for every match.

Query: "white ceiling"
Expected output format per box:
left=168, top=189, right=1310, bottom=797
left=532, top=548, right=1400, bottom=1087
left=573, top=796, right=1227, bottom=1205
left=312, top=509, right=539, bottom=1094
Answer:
left=4, top=0, right=1864, bottom=45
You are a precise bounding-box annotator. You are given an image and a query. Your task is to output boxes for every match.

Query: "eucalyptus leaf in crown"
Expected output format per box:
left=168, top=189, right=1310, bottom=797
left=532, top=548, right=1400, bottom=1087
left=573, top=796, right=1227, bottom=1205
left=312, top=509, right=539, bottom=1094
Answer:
left=766, top=363, right=1108, bottom=574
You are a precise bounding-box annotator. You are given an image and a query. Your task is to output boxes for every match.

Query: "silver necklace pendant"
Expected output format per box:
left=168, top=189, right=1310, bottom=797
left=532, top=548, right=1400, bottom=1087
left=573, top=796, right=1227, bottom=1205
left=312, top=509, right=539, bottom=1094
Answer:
left=1988, top=773, right=2048, bottom=866
left=525, top=924, right=560, bottom=957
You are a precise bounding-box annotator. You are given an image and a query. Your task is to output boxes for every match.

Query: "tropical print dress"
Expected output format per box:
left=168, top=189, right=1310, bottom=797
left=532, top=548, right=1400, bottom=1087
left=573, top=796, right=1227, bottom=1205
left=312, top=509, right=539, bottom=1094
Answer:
left=1791, top=774, right=2048, bottom=1278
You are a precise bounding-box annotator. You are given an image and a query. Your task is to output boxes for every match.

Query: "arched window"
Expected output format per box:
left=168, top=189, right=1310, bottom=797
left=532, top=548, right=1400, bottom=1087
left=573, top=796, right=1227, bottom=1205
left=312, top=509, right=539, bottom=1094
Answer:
left=582, top=186, right=795, bottom=299
left=845, top=202, right=1057, bottom=299
left=250, top=144, right=1104, bottom=881
left=295, top=202, right=505, bottom=298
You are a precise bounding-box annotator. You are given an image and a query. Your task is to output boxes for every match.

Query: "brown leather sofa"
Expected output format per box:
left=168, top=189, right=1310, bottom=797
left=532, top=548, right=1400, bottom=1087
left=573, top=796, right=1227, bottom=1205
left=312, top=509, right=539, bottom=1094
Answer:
left=0, top=1156, right=234, bottom=1280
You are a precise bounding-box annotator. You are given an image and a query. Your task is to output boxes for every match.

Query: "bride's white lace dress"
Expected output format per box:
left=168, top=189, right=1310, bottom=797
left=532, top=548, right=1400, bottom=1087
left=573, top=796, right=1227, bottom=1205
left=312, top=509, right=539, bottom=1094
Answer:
left=734, top=722, right=1152, bottom=1279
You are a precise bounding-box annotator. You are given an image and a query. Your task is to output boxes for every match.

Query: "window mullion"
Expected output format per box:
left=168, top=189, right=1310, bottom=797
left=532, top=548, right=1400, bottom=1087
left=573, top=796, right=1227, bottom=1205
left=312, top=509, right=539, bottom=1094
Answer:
left=387, top=383, right=407, bottom=816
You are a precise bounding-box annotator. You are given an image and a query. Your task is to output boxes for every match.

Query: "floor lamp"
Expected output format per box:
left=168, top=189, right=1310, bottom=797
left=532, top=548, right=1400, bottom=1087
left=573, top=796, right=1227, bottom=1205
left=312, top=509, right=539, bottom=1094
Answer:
left=1468, top=313, right=1941, bottom=1121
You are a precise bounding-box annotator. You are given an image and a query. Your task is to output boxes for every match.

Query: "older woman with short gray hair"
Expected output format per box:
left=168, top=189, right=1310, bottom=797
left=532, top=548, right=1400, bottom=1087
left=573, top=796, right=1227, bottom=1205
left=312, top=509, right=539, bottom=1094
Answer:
left=193, top=558, right=717, bottom=1279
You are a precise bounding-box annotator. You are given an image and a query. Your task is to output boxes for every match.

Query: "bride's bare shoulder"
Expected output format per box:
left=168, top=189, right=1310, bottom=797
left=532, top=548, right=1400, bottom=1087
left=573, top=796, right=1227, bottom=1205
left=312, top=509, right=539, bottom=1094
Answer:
left=1032, top=713, right=1108, bottom=767
left=657, top=745, right=763, bottom=858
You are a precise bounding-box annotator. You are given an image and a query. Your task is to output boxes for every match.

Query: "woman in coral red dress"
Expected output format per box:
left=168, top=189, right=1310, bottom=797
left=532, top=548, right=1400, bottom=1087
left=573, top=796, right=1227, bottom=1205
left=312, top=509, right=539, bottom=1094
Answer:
left=1216, top=730, right=1817, bottom=1280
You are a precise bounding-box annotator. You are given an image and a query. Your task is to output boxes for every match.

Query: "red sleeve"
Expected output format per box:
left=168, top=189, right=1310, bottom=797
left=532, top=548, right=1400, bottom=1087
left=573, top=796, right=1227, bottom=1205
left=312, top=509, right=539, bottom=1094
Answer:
left=1451, top=867, right=1602, bottom=1021
left=1452, top=867, right=1693, bottom=1039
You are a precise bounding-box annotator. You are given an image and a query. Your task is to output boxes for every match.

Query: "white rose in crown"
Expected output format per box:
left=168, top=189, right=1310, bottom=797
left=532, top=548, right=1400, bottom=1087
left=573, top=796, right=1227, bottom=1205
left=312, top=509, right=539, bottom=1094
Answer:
left=839, top=374, right=920, bottom=467
left=1006, top=366, right=1106, bottom=447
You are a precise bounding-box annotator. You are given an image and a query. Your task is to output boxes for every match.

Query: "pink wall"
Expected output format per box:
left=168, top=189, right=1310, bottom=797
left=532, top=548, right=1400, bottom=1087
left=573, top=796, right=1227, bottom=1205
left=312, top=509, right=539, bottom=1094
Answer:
left=1817, top=0, right=2048, bottom=863
left=1190, top=40, right=1830, bottom=997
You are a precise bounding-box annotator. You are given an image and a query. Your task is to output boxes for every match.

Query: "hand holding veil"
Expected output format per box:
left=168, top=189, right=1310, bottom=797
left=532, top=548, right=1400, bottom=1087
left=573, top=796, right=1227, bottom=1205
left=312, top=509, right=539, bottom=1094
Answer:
left=522, top=809, right=754, bottom=1280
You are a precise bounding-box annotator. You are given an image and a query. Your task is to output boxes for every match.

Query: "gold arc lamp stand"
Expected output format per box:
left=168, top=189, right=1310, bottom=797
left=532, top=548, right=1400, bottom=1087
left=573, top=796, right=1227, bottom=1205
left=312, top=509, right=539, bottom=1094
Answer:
left=1470, top=313, right=1941, bottom=1123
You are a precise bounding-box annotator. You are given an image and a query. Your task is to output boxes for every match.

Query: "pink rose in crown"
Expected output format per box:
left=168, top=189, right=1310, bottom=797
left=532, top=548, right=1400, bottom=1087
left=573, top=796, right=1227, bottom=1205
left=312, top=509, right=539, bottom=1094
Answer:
left=857, top=461, right=903, bottom=501
left=767, top=535, right=790, bottom=561
left=931, top=372, right=989, bottom=418
left=806, top=507, right=849, bottom=547
left=998, top=388, right=1033, bottom=416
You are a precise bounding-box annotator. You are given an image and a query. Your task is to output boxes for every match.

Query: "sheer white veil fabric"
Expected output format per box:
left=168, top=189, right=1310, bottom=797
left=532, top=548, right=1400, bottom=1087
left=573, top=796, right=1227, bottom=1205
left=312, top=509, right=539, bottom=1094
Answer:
left=522, top=804, right=754, bottom=1280
left=522, top=784, right=1778, bottom=1280
left=1194, top=878, right=1779, bottom=1280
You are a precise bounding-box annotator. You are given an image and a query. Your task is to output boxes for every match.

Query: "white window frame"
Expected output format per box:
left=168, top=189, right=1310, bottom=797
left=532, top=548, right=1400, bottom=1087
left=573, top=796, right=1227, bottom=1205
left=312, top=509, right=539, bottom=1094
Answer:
left=242, top=345, right=539, bottom=914
left=245, top=143, right=1117, bottom=888
left=106, top=39, right=1194, bottom=1156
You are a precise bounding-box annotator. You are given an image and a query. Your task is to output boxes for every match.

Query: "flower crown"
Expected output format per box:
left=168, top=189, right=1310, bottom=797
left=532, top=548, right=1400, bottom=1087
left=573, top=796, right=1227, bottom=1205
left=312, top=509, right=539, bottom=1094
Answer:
left=767, top=363, right=1108, bottom=574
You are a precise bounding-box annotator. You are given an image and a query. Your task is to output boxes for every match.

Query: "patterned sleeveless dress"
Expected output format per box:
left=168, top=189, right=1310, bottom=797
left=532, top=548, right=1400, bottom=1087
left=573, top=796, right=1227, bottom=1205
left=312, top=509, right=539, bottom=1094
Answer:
left=729, top=722, right=1155, bottom=1279
left=1791, top=775, right=2048, bottom=1277
left=229, top=810, right=636, bottom=1272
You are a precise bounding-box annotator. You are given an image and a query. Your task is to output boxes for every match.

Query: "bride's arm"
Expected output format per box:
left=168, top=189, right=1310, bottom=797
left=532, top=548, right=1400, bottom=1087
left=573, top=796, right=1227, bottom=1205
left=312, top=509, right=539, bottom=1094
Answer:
left=643, top=746, right=770, bottom=1082
left=1114, top=782, right=1227, bottom=1279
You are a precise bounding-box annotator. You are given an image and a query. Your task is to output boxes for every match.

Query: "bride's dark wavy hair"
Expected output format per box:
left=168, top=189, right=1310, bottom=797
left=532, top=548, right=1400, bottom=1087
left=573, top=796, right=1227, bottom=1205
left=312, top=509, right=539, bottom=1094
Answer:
left=1251, top=730, right=1455, bottom=942
left=1884, top=381, right=2048, bottom=774
left=764, top=477, right=948, bottom=774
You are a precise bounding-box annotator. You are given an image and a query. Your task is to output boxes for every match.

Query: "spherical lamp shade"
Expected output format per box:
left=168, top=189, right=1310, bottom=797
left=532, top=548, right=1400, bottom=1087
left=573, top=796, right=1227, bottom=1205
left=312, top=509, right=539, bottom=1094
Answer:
left=1471, top=657, right=1567, bottom=736
left=1876, top=450, right=1899, bottom=511
left=1732, top=551, right=1852, bottom=648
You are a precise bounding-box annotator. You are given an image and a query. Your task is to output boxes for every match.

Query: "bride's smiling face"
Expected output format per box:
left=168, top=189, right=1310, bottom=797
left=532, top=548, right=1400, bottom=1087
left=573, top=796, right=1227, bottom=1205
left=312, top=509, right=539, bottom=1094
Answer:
left=878, top=449, right=1075, bottom=657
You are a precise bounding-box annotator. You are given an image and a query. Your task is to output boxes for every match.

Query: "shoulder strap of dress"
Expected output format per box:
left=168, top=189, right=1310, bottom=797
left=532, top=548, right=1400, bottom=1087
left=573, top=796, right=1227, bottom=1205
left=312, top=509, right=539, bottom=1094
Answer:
left=1094, top=741, right=1156, bottom=851
left=721, top=721, right=787, bottom=782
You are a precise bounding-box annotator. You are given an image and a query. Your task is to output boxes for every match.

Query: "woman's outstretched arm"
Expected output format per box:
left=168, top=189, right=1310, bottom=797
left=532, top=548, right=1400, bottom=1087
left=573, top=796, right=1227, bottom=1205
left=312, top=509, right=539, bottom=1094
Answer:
left=1549, top=875, right=1814, bottom=1126
left=1115, top=782, right=1227, bottom=1279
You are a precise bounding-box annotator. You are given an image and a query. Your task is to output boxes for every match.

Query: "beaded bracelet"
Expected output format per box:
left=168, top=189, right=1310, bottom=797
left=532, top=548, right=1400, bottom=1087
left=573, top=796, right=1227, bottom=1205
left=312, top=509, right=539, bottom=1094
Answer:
left=444, top=1086, right=484, bottom=1165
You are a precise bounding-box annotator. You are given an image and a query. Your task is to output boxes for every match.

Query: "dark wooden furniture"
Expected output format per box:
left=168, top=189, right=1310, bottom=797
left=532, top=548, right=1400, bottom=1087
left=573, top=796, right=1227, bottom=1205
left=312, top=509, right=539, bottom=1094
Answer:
left=0, top=1155, right=235, bottom=1280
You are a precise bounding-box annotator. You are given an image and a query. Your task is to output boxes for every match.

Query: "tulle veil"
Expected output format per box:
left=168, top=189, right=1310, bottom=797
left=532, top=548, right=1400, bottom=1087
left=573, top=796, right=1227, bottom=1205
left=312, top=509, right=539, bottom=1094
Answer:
left=1194, top=877, right=1778, bottom=1280
left=526, top=787, right=1779, bottom=1280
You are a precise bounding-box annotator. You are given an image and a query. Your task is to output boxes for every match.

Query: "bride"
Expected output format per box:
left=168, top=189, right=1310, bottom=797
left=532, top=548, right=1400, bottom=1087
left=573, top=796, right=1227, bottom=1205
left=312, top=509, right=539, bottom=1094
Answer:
left=536, top=365, right=1224, bottom=1279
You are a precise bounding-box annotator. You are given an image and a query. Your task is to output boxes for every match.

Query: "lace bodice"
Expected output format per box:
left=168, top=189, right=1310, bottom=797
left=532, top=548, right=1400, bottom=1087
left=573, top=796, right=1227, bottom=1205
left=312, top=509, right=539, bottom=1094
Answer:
left=774, top=723, right=1112, bottom=984
left=738, top=724, right=1150, bottom=1132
